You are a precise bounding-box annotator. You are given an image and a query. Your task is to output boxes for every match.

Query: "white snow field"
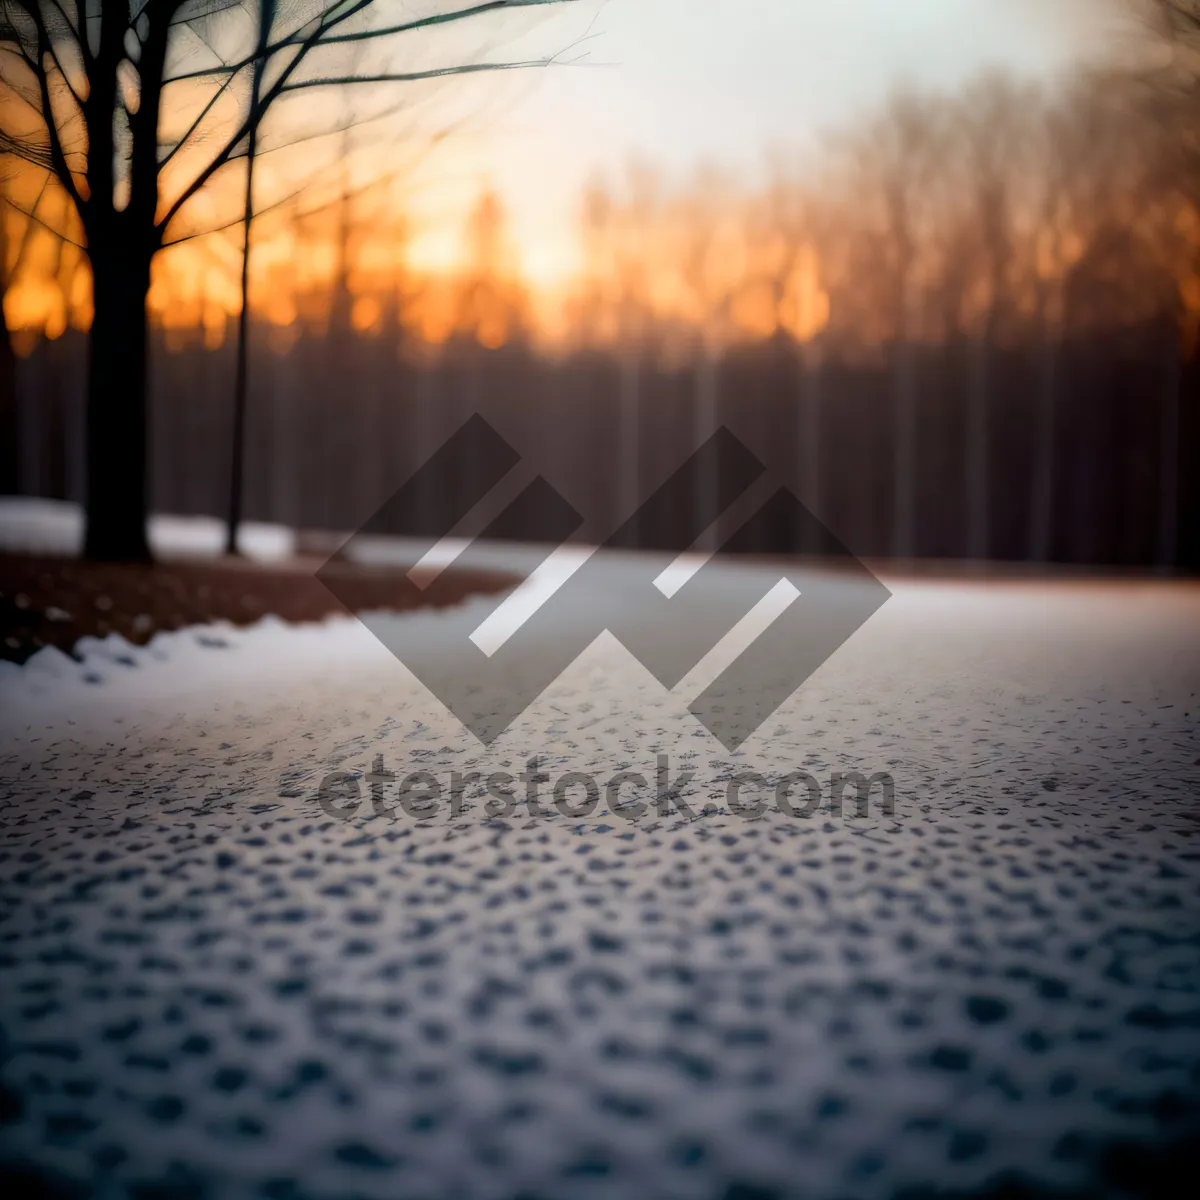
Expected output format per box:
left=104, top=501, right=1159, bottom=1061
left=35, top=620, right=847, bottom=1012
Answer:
left=1, top=505, right=1199, bottom=1199
left=0, top=497, right=297, bottom=561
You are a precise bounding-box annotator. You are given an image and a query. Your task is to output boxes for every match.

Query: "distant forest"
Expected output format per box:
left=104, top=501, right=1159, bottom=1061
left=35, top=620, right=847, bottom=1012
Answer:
left=3, top=66, right=1198, bottom=566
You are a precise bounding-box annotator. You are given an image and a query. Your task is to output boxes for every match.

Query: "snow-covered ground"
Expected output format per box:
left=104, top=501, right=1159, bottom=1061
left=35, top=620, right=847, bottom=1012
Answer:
left=1, top=499, right=1199, bottom=1198
left=0, top=496, right=297, bottom=561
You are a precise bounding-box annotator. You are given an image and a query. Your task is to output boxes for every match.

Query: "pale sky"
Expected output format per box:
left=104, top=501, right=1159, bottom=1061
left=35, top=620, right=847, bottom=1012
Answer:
left=402, top=0, right=1128, bottom=283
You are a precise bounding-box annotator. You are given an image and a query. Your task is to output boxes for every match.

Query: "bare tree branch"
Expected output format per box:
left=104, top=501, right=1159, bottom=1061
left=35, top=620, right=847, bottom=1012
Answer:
left=277, top=55, right=566, bottom=92
left=21, top=15, right=84, bottom=213
left=0, top=172, right=85, bottom=246
left=163, top=0, right=558, bottom=84
left=158, top=62, right=244, bottom=169
left=161, top=108, right=462, bottom=245
left=157, top=1, right=572, bottom=235
left=14, top=0, right=85, bottom=110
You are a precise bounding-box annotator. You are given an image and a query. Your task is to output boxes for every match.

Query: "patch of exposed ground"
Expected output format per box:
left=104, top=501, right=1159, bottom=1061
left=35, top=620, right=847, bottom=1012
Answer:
left=0, top=552, right=519, bottom=664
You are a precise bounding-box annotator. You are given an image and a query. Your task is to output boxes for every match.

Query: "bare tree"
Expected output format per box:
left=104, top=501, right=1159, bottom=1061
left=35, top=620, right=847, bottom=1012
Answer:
left=577, top=163, right=657, bottom=536
left=669, top=168, right=739, bottom=546
left=1135, top=1, right=1200, bottom=567
left=955, top=73, right=1031, bottom=563
left=843, top=90, right=946, bottom=560
left=224, top=0, right=274, bottom=555
left=1025, top=87, right=1072, bottom=563
left=451, top=184, right=528, bottom=346
left=0, top=0, right=570, bottom=560
left=1141, top=0, right=1200, bottom=131
left=752, top=158, right=826, bottom=547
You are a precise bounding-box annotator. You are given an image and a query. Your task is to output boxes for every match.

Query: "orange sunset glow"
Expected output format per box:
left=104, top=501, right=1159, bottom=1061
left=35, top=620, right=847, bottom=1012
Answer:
left=4, top=0, right=1196, bottom=365
left=2, top=156, right=836, bottom=356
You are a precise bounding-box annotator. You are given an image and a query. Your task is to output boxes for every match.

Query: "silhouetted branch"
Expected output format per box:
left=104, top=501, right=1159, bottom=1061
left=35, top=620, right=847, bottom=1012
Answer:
left=157, top=2, right=573, bottom=236
left=163, top=0, right=558, bottom=83
left=277, top=56, right=564, bottom=91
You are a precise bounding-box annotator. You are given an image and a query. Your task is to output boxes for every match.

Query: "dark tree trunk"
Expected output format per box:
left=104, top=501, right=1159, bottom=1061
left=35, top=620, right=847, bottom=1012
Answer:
left=1157, top=323, right=1180, bottom=571
left=0, top=199, right=19, bottom=495
left=1028, top=328, right=1058, bottom=562
left=891, top=335, right=916, bottom=559
left=226, top=167, right=255, bottom=557
left=0, top=293, right=17, bottom=496
left=226, top=31, right=268, bottom=557
left=83, top=245, right=152, bottom=561
left=800, top=341, right=823, bottom=556
left=966, top=325, right=991, bottom=562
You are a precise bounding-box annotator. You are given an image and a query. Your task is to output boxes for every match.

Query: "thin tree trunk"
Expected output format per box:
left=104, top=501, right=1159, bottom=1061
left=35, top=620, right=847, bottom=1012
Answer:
left=1, top=199, right=35, bottom=497
left=694, top=346, right=718, bottom=550
left=415, top=358, right=438, bottom=537
left=1157, top=327, right=1180, bottom=572
left=324, top=125, right=355, bottom=533
left=1029, top=327, right=1057, bottom=563
left=617, top=349, right=639, bottom=545
left=0, top=276, right=17, bottom=497
left=801, top=341, right=822, bottom=556
left=226, top=62, right=264, bottom=555
left=84, top=245, right=152, bottom=561
left=891, top=337, right=916, bottom=560
left=966, top=323, right=991, bottom=563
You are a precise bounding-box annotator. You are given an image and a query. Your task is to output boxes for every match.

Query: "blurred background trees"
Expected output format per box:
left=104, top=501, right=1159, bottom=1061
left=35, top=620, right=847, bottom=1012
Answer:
left=3, top=5, right=1198, bottom=566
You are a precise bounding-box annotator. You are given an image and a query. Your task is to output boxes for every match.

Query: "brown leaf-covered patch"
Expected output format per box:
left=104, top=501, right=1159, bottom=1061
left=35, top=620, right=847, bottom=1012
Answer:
left=0, top=553, right=519, bottom=665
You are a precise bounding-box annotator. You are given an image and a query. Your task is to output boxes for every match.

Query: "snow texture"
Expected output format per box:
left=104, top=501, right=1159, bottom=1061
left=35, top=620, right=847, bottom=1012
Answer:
left=1, top=502, right=1199, bottom=1198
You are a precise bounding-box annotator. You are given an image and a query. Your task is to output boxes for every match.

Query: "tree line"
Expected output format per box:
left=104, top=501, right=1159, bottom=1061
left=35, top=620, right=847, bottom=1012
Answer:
left=2, top=2, right=1198, bottom=565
